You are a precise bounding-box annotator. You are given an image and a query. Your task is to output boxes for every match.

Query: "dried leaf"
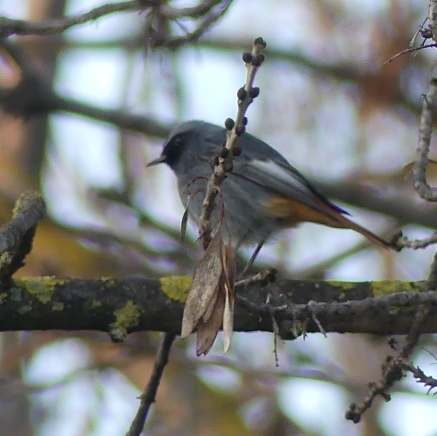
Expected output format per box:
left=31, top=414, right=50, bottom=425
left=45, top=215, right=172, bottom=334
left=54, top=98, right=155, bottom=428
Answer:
left=181, top=231, right=224, bottom=339
left=196, top=285, right=225, bottom=356
left=223, top=239, right=236, bottom=292
left=201, top=282, right=219, bottom=323
left=223, top=284, right=234, bottom=354
left=222, top=239, right=236, bottom=353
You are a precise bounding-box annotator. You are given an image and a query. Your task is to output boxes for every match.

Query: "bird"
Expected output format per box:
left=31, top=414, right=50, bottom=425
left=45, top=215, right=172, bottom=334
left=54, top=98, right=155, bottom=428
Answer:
left=147, top=120, right=392, bottom=269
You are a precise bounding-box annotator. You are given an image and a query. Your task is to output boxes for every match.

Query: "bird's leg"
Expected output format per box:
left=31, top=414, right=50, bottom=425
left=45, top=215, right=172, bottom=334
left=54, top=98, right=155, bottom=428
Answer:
left=238, top=239, right=265, bottom=278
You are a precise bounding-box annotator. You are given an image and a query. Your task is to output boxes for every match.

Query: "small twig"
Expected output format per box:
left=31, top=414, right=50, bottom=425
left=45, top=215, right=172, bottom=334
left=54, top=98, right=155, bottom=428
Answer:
left=409, top=16, right=429, bottom=48
left=393, top=230, right=437, bottom=250
left=126, top=332, right=176, bottom=436
left=235, top=268, right=277, bottom=288
left=384, top=43, right=436, bottom=64
left=271, top=315, right=280, bottom=367
left=162, top=0, right=230, bottom=19
left=148, top=0, right=233, bottom=50
left=265, top=292, right=280, bottom=367
left=0, top=1, right=143, bottom=37
left=400, top=360, right=437, bottom=394
left=308, top=302, right=327, bottom=337
left=345, top=303, right=431, bottom=423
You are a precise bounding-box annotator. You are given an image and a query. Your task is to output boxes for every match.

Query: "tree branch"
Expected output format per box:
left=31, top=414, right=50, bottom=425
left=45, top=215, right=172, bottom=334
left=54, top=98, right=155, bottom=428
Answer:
left=0, top=276, right=435, bottom=339
left=0, top=0, right=233, bottom=50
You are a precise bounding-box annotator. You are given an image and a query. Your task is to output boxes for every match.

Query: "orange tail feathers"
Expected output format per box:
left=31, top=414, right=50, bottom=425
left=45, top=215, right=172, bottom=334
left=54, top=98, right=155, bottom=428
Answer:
left=312, top=197, right=393, bottom=249
left=334, top=214, right=393, bottom=249
left=266, top=196, right=393, bottom=249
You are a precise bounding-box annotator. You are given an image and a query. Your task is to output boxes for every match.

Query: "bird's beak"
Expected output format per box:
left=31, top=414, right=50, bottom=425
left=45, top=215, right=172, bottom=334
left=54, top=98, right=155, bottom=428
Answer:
left=146, top=155, right=167, bottom=167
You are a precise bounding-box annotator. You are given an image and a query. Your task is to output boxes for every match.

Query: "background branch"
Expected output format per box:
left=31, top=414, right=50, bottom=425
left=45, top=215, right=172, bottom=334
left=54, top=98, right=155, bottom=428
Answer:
left=0, top=1, right=144, bottom=37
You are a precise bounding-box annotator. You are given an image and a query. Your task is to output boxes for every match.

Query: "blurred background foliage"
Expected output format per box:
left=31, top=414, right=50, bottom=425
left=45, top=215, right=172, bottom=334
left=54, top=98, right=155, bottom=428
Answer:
left=1, top=0, right=437, bottom=435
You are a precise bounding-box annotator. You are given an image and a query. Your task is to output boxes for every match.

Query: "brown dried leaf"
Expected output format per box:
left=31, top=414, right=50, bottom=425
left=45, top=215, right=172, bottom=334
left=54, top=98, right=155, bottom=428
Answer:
left=223, top=239, right=236, bottom=292
left=222, top=240, right=236, bottom=353
left=196, top=285, right=225, bottom=356
left=181, top=231, right=224, bottom=339
left=223, top=289, right=234, bottom=354
left=201, top=282, right=219, bottom=323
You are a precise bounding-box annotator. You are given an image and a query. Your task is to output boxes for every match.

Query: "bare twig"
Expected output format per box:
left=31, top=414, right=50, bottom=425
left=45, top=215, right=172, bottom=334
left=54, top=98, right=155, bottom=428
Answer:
left=409, top=16, right=429, bottom=48
left=393, top=231, right=437, bottom=250
left=384, top=43, right=436, bottom=64
left=345, top=303, right=431, bottom=423
left=162, top=0, right=231, bottom=19
left=265, top=292, right=280, bottom=366
left=400, top=360, right=437, bottom=393
left=0, top=0, right=234, bottom=53
left=0, top=1, right=143, bottom=37
left=309, top=302, right=327, bottom=338
left=147, top=0, right=234, bottom=50
left=235, top=268, right=277, bottom=288
left=126, top=332, right=176, bottom=436
left=198, top=37, right=267, bottom=248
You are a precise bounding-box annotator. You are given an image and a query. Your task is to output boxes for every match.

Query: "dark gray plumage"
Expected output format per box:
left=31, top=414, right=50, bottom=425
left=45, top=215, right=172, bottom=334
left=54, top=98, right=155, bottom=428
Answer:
left=148, top=120, right=391, bottom=252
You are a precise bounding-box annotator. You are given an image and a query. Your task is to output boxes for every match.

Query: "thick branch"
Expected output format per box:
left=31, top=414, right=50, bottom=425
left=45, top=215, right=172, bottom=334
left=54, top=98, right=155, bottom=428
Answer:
left=0, top=277, right=435, bottom=339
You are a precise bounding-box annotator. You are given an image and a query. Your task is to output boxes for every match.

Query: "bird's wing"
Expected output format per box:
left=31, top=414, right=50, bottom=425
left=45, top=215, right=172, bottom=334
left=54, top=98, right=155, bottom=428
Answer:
left=232, top=156, right=349, bottom=217
left=201, top=130, right=348, bottom=217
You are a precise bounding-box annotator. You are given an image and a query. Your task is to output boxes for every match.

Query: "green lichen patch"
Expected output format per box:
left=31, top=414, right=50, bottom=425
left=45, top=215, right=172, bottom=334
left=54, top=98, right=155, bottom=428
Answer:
left=109, top=300, right=141, bottom=342
left=372, top=280, right=421, bottom=297
left=19, top=277, right=61, bottom=304
left=159, top=276, right=192, bottom=303
left=325, top=281, right=356, bottom=291
left=101, top=277, right=116, bottom=286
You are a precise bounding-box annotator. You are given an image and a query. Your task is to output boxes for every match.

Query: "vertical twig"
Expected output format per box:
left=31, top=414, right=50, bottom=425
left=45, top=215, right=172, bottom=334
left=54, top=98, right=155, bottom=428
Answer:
left=126, top=333, right=176, bottom=436
left=198, top=37, right=267, bottom=248
left=413, top=2, right=437, bottom=201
